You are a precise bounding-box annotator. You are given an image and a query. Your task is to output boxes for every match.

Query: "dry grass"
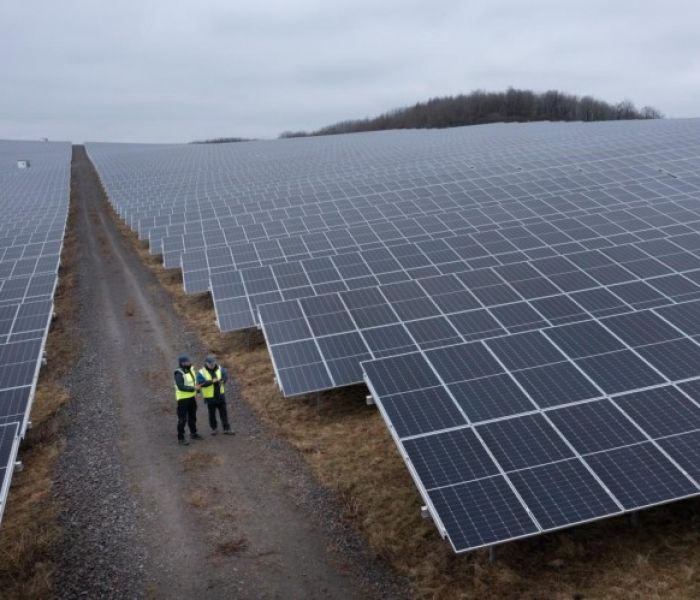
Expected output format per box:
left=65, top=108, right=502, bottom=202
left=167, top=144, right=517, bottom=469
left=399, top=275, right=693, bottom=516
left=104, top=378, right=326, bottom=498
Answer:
left=188, top=489, right=208, bottom=509
left=214, top=537, right=249, bottom=557
left=108, top=201, right=700, bottom=599
left=0, top=183, right=80, bottom=599
left=0, top=384, right=66, bottom=599
left=180, top=449, right=223, bottom=472
left=124, top=299, right=136, bottom=317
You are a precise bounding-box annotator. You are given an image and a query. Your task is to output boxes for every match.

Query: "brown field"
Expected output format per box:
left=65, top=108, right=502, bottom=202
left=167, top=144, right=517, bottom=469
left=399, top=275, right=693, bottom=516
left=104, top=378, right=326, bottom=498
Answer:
left=0, top=184, right=80, bottom=599
left=108, top=199, right=700, bottom=599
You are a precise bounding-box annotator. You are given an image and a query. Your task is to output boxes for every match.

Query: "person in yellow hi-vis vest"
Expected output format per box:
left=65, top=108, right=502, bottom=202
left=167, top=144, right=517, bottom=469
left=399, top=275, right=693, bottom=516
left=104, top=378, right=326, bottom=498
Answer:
left=196, top=355, right=233, bottom=435
left=174, top=354, right=204, bottom=446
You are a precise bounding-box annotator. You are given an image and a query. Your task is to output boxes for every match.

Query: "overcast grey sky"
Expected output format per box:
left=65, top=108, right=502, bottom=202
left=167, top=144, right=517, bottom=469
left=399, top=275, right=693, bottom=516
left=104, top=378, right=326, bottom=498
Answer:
left=1, top=0, right=698, bottom=143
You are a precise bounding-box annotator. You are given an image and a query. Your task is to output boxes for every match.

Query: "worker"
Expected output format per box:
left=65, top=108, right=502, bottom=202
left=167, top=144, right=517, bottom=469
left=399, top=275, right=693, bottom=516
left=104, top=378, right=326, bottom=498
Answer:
left=196, top=354, right=233, bottom=435
left=174, top=354, right=203, bottom=445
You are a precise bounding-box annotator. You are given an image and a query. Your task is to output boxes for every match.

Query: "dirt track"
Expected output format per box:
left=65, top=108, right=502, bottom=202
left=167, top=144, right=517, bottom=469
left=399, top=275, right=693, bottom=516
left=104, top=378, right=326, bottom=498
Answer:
left=52, top=146, right=406, bottom=599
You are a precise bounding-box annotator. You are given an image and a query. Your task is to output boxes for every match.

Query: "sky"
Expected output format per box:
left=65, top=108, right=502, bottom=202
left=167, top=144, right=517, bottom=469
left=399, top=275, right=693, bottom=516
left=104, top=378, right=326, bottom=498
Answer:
left=1, top=0, right=698, bottom=143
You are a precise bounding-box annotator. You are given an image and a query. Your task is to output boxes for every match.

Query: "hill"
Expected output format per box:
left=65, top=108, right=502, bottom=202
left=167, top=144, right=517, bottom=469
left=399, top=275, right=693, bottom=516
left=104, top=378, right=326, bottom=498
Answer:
left=280, top=88, right=662, bottom=138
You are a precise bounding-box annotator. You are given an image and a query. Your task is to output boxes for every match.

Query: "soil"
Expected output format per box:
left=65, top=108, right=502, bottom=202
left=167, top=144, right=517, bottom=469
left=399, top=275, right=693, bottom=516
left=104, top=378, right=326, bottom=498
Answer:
left=51, top=146, right=409, bottom=599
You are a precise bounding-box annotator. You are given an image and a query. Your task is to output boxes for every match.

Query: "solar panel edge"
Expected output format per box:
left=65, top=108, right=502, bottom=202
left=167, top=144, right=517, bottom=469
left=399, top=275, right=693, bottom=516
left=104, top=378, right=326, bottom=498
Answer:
left=0, top=391, right=25, bottom=527
left=19, top=310, right=53, bottom=436
left=0, top=423, right=20, bottom=523
left=362, top=369, right=458, bottom=545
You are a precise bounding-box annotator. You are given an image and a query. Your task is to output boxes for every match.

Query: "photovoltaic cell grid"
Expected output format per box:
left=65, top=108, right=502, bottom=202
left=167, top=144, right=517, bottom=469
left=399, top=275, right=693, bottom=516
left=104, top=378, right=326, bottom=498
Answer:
left=0, top=139, right=71, bottom=524
left=86, top=120, right=700, bottom=296
left=184, top=165, right=689, bottom=295
left=191, top=161, right=699, bottom=298
left=258, top=227, right=700, bottom=395
left=362, top=300, right=700, bottom=552
left=213, top=196, right=700, bottom=331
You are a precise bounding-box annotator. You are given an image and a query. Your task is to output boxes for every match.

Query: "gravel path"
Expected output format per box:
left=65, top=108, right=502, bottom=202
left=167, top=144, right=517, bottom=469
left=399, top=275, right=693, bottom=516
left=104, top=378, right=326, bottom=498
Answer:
left=50, top=146, right=409, bottom=599
left=52, top=146, right=147, bottom=599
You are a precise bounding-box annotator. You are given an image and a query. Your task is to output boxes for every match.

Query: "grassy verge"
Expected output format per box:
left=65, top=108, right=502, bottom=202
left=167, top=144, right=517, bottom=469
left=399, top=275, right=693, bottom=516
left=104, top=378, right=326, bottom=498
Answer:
left=108, top=203, right=700, bottom=599
left=0, top=186, right=79, bottom=599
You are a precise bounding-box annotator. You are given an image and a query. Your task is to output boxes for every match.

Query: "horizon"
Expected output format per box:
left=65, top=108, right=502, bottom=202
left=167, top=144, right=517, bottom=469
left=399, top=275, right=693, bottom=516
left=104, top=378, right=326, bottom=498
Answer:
left=4, top=114, right=700, bottom=147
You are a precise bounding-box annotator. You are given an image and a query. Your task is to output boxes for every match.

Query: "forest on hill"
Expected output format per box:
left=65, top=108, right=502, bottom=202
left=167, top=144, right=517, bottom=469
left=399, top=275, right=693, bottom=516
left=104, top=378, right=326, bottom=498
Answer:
left=279, top=88, right=662, bottom=138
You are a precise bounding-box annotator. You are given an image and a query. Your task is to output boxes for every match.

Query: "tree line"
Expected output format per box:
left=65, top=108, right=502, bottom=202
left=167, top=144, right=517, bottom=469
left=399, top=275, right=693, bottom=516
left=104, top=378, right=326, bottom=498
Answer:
left=280, top=88, right=663, bottom=138
left=190, top=137, right=253, bottom=144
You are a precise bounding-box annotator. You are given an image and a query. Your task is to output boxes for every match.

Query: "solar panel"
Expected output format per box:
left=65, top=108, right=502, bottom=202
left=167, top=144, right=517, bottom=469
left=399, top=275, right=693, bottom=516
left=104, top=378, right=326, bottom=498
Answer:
left=260, top=264, right=700, bottom=396
left=427, top=475, right=539, bottom=551
left=583, top=443, right=696, bottom=510
left=508, top=459, right=621, bottom=531
left=363, top=303, right=700, bottom=552
left=0, top=139, right=71, bottom=525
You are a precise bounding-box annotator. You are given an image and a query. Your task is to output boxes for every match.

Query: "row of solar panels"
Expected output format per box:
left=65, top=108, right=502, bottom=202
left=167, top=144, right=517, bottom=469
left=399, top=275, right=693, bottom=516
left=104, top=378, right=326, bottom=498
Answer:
left=88, top=119, right=700, bottom=553
left=152, top=143, right=698, bottom=265
left=0, top=140, right=71, bottom=524
left=89, top=120, right=697, bottom=230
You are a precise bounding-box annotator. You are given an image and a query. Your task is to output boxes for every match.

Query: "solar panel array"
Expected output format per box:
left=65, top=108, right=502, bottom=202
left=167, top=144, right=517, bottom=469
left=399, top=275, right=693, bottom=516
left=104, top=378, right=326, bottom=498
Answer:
left=363, top=300, right=700, bottom=551
left=87, top=119, right=700, bottom=551
left=258, top=223, right=700, bottom=395
left=0, top=139, right=71, bottom=523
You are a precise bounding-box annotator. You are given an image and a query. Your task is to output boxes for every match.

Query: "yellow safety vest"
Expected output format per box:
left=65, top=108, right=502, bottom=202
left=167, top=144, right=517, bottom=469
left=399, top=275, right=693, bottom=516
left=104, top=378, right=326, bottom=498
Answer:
left=175, top=368, right=198, bottom=401
left=198, top=367, right=225, bottom=399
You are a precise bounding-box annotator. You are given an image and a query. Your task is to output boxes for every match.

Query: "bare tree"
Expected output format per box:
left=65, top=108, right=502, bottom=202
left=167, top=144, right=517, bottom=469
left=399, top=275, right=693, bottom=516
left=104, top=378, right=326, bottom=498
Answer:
left=641, top=106, right=664, bottom=119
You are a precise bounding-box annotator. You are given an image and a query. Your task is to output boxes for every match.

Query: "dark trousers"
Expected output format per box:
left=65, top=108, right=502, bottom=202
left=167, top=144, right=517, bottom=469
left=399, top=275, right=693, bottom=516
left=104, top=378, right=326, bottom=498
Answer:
left=207, top=399, right=230, bottom=431
left=177, top=397, right=197, bottom=439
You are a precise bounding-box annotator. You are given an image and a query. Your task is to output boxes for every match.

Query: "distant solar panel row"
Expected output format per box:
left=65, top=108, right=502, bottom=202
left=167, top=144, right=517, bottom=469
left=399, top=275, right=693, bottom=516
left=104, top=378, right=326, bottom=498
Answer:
left=0, top=139, right=71, bottom=524
left=163, top=140, right=700, bottom=296
left=168, top=157, right=696, bottom=274
left=90, top=121, right=698, bottom=237
left=88, top=119, right=700, bottom=552
left=159, top=159, right=681, bottom=265
left=88, top=121, right=700, bottom=287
